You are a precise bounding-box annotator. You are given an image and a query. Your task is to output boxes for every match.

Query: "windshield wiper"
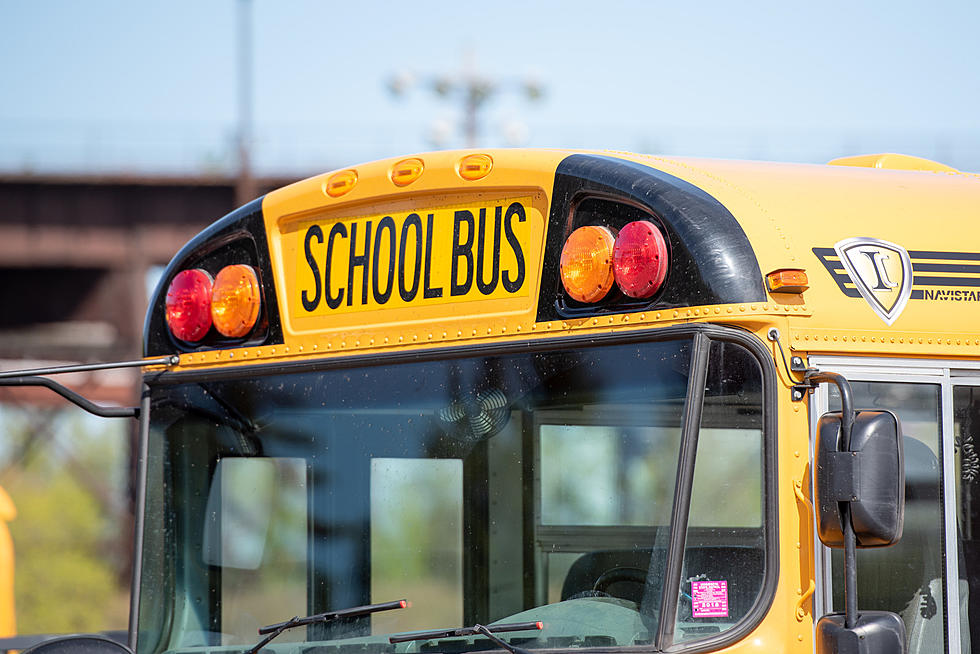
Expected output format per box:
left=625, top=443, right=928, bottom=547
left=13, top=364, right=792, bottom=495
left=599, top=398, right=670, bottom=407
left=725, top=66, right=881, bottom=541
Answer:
left=389, top=621, right=542, bottom=654
left=246, top=599, right=408, bottom=654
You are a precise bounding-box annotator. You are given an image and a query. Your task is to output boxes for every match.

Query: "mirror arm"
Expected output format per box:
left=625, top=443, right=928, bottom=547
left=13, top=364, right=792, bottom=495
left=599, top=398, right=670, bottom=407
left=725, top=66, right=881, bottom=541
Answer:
left=804, top=371, right=854, bottom=448
left=0, top=376, right=138, bottom=419
left=804, top=370, right=859, bottom=629
left=0, top=355, right=178, bottom=419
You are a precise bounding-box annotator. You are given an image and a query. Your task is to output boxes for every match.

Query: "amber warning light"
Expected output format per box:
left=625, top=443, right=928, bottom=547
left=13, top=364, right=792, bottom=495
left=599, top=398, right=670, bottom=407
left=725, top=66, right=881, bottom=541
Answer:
left=560, top=220, right=669, bottom=303
left=766, top=268, right=809, bottom=294
left=166, top=265, right=262, bottom=343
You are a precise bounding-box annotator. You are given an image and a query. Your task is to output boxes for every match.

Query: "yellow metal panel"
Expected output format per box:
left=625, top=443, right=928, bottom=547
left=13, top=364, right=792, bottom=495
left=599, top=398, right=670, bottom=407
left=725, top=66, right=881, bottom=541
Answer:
left=263, top=150, right=566, bottom=343
left=281, top=194, right=542, bottom=334
left=827, top=152, right=957, bottom=172
left=611, top=154, right=980, bottom=342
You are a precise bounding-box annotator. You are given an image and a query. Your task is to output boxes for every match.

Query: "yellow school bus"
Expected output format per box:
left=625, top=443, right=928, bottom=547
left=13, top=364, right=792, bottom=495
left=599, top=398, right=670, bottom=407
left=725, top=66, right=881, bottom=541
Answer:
left=10, top=149, right=980, bottom=654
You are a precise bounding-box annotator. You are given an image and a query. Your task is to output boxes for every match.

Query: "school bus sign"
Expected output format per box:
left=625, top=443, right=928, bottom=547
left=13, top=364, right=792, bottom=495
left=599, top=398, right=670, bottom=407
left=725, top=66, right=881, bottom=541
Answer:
left=277, top=195, right=543, bottom=333
left=293, top=198, right=532, bottom=315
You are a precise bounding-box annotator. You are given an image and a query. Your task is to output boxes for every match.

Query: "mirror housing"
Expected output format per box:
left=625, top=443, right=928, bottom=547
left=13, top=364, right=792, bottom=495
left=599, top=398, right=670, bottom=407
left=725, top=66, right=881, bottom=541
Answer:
left=814, top=410, right=904, bottom=548
left=816, top=611, right=906, bottom=654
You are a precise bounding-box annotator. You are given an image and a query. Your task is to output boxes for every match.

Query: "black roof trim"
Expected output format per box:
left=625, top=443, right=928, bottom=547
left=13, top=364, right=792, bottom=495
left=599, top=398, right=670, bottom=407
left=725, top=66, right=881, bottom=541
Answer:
left=537, top=154, right=765, bottom=321
left=142, top=197, right=284, bottom=356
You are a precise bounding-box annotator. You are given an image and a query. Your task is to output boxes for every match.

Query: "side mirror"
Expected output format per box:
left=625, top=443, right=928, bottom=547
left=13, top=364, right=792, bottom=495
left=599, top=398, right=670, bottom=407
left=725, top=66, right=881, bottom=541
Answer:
left=807, top=372, right=907, bottom=654
left=814, top=409, right=904, bottom=548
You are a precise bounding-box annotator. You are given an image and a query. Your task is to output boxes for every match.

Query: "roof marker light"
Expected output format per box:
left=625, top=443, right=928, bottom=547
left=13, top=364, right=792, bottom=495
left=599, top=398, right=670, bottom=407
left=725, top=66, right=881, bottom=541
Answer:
left=391, top=158, right=424, bottom=186
left=560, top=225, right=616, bottom=303
left=766, top=268, right=809, bottom=293
left=613, top=220, right=669, bottom=299
left=323, top=169, right=358, bottom=198
left=458, top=154, right=493, bottom=181
left=166, top=269, right=213, bottom=342
left=211, top=264, right=262, bottom=338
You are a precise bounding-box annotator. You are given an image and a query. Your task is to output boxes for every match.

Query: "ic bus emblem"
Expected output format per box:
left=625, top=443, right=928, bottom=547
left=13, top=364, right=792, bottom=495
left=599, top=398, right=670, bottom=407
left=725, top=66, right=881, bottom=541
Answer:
left=834, top=237, right=913, bottom=325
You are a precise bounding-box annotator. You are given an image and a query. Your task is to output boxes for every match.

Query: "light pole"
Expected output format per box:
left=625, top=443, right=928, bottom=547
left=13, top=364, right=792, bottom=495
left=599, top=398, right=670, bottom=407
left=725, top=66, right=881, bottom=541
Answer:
left=388, top=54, right=543, bottom=149
left=235, top=0, right=256, bottom=206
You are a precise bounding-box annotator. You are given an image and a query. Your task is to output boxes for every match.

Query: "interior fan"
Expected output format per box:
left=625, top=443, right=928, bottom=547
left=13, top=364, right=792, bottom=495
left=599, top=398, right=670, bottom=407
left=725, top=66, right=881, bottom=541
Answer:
left=438, top=388, right=510, bottom=441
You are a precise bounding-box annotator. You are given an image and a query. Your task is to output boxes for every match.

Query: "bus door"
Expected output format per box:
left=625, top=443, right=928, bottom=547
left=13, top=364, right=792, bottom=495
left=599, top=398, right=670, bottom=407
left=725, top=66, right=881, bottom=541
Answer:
left=808, top=356, right=980, bottom=654
left=954, top=374, right=980, bottom=653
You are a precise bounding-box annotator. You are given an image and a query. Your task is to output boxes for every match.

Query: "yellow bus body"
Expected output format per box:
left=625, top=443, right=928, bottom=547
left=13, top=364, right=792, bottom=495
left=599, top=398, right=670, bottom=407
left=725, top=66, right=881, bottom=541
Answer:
left=164, top=149, right=980, bottom=373
left=145, top=149, right=980, bottom=654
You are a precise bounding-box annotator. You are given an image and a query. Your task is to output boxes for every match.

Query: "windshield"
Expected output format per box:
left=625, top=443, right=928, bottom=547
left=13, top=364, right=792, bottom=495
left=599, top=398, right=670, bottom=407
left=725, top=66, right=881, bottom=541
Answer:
left=138, top=334, right=767, bottom=654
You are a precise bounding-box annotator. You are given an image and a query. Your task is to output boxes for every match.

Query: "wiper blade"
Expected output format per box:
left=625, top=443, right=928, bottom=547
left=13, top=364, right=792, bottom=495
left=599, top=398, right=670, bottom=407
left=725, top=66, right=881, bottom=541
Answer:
left=389, top=621, right=542, bottom=654
left=246, top=599, right=408, bottom=654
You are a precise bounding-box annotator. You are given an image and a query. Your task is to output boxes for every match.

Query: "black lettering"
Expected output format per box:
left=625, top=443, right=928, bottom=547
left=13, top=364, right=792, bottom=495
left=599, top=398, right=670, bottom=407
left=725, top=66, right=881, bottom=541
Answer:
left=399, top=214, right=423, bottom=302
left=423, top=213, right=443, bottom=299
left=373, top=216, right=396, bottom=304
left=476, top=207, right=501, bottom=295
left=451, top=209, right=475, bottom=296
left=301, top=225, right=323, bottom=311
left=924, top=290, right=934, bottom=300
left=502, top=202, right=526, bottom=292
left=325, top=223, right=346, bottom=309
left=347, top=221, right=372, bottom=306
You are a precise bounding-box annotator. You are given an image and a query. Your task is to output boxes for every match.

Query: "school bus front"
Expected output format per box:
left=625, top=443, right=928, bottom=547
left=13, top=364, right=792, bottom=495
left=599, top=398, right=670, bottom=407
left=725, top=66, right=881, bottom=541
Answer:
left=133, top=149, right=980, bottom=654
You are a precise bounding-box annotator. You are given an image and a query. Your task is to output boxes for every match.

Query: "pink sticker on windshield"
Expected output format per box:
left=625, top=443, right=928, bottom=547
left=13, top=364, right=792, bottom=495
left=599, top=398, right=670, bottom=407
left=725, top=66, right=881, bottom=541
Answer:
left=691, top=580, right=729, bottom=618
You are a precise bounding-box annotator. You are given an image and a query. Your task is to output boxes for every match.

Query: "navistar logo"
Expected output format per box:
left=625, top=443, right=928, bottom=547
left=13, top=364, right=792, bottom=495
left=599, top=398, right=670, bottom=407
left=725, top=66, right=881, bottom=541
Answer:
left=833, top=238, right=912, bottom=325
left=813, top=240, right=980, bottom=326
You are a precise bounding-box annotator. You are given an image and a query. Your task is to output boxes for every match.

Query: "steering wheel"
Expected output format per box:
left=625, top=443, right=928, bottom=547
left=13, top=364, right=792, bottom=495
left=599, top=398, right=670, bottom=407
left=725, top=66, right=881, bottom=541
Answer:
left=592, top=566, right=647, bottom=598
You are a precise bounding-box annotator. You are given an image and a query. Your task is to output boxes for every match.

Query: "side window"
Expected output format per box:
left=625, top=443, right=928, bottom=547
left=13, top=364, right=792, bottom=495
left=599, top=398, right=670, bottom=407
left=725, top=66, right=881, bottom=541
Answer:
left=829, top=382, right=947, bottom=654
left=673, top=341, right=765, bottom=644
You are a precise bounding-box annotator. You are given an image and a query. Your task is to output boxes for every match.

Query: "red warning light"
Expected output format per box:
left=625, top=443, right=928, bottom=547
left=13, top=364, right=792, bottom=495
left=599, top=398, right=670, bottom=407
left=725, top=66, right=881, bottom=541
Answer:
left=166, top=269, right=213, bottom=342
left=613, top=220, right=668, bottom=299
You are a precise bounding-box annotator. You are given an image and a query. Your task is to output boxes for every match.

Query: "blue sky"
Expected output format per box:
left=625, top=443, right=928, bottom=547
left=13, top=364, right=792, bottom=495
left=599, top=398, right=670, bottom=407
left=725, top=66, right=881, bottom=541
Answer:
left=2, top=0, right=979, bottom=175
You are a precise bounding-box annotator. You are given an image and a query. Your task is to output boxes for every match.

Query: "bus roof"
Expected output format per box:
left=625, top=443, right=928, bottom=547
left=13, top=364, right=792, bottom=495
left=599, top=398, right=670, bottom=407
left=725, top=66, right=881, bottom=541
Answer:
left=630, top=153, right=980, bottom=353
left=145, top=149, right=980, bottom=365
